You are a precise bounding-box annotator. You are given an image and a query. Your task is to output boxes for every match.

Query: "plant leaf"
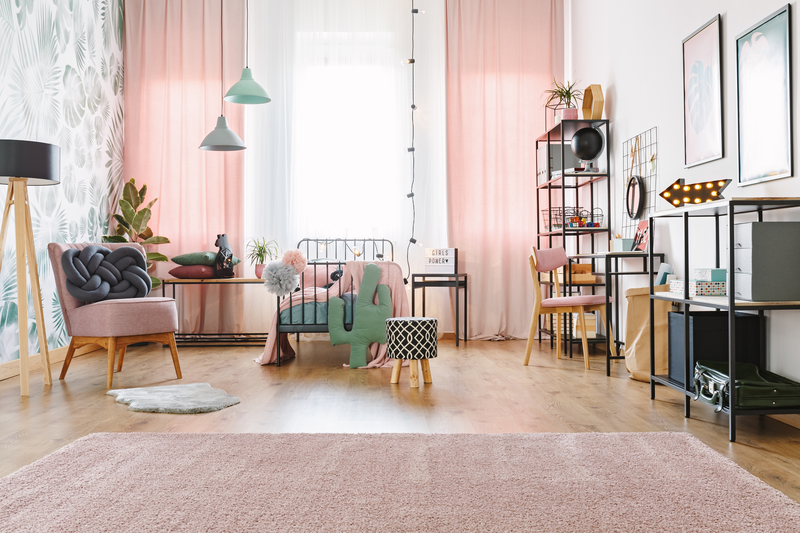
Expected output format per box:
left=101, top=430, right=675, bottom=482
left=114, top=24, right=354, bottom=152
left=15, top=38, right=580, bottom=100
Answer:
left=113, top=214, right=132, bottom=232
left=141, top=236, right=170, bottom=244
left=102, top=235, right=128, bottom=243
left=138, top=184, right=147, bottom=204
left=144, top=198, right=158, bottom=211
left=150, top=275, right=161, bottom=289
left=132, top=207, right=151, bottom=234
left=122, top=180, right=140, bottom=209
left=119, top=198, right=135, bottom=224
left=115, top=223, right=127, bottom=236
left=139, top=226, right=153, bottom=240
left=146, top=252, right=169, bottom=262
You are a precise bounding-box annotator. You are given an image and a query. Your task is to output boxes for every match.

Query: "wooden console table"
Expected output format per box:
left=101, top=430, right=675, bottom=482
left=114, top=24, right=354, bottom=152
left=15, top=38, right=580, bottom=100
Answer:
left=161, top=278, right=267, bottom=346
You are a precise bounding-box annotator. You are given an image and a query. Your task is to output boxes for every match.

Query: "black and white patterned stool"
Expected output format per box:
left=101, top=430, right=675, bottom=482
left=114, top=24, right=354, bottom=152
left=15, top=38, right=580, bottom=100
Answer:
left=386, top=317, right=437, bottom=388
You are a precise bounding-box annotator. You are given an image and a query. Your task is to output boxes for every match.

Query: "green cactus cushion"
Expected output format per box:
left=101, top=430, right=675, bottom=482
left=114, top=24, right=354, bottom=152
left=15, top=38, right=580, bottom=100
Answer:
left=329, top=263, right=393, bottom=368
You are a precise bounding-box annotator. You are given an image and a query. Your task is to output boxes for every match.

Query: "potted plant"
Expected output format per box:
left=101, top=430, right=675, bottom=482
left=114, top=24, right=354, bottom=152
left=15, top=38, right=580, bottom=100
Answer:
left=246, top=237, right=280, bottom=278
left=102, top=178, right=170, bottom=289
left=544, top=79, right=583, bottom=121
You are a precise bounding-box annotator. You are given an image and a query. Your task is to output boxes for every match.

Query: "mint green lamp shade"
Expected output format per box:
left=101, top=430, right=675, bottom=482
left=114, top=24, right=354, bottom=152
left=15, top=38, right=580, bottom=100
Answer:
left=224, top=68, right=271, bottom=104
left=199, top=116, right=246, bottom=151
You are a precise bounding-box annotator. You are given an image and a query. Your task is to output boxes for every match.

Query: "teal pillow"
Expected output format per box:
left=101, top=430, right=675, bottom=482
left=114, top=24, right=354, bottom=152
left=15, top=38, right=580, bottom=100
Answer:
left=172, top=251, right=241, bottom=266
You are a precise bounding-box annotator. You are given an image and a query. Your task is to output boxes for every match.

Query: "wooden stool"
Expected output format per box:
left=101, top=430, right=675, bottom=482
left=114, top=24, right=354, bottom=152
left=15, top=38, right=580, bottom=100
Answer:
left=386, top=317, right=437, bottom=388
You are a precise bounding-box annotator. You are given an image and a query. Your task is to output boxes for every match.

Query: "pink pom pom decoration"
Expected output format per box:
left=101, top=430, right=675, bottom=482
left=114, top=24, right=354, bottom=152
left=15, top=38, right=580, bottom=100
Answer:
left=282, top=249, right=308, bottom=274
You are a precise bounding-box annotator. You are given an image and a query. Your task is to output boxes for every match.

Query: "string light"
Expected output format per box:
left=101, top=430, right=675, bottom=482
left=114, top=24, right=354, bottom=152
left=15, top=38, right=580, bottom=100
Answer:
left=404, top=0, right=419, bottom=284
left=660, top=178, right=731, bottom=207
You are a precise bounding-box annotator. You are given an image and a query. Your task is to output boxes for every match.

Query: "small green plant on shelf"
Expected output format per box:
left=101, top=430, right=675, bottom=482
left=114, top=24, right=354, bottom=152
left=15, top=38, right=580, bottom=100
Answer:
left=102, top=178, right=170, bottom=289
left=543, top=79, right=583, bottom=110
left=246, top=237, right=280, bottom=279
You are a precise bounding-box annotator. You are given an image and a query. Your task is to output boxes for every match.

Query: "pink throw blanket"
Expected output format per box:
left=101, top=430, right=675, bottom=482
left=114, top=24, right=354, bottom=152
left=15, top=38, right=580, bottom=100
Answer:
left=255, top=261, right=410, bottom=367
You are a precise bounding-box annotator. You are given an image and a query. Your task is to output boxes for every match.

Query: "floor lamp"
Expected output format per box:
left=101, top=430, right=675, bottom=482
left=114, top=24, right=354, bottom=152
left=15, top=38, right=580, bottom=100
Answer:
left=0, top=140, right=60, bottom=396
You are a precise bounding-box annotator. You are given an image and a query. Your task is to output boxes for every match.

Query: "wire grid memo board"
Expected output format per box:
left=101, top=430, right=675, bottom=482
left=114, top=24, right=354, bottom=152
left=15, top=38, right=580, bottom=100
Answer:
left=621, top=127, right=658, bottom=238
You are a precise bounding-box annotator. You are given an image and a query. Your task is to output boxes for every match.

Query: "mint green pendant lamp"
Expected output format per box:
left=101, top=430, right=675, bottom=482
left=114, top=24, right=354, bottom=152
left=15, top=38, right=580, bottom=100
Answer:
left=200, top=0, right=246, bottom=151
left=224, top=0, right=271, bottom=104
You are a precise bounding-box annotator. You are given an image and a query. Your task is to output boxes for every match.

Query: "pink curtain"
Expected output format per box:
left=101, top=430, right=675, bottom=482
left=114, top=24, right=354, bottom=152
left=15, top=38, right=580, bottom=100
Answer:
left=446, top=0, right=555, bottom=339
left=124, top=0, right=246, bottom=333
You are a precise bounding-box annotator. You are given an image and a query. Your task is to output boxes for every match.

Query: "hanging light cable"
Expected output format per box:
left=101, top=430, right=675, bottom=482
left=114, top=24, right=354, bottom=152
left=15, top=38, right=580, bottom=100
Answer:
left=200, top=0, right=247, bottom=151
left=224, top=0, right=271, bottom=104
left=404, top=0, right=420, bottom=284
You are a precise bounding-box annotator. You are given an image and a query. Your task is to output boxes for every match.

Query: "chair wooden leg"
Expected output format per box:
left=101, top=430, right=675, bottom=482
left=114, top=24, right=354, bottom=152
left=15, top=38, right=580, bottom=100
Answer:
left=60, top=338, right=77, bottom=380
left=556, top=313, right=562, bottom=360
left=106, top=337, right=117, bottom=389
left=420, top=359, right=432, bottom=384
left=168, top=332, right=182, bottom=379
left=577, top=308, right=590, bottom=370
left=116, top=346, right=127, bottom=372
left=409, top=360, right=419, bottom=388
left=597, top=306, right=618, bottom=358
left=390, top=359, right=402, bottom=384
left=524, top=308, right=539, bottom=366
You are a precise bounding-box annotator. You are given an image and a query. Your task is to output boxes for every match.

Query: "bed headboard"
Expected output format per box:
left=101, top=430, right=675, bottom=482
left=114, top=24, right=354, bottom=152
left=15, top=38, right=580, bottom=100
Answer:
left=297, top=238, right=394, bottom=262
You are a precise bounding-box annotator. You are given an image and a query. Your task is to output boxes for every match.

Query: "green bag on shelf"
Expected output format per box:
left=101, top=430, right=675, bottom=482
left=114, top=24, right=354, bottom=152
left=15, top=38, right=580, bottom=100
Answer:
left=693, top=360, right=800, bottom=413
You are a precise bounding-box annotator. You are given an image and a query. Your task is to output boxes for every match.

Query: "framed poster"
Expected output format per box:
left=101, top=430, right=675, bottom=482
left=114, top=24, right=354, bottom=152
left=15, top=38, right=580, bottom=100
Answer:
left=683, top=15, right=723, bottom=168
left=736, top=4, right=793, bottom=186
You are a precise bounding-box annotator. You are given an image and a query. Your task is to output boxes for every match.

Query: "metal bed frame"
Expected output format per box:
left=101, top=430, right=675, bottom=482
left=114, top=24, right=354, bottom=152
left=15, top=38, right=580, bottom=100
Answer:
left=276, top=238, right=394, bottom=366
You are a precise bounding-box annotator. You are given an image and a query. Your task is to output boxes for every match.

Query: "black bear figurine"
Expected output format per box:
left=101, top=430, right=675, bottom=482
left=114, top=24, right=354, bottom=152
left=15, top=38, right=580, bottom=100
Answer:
left=214, top=234, right=235, bottom=278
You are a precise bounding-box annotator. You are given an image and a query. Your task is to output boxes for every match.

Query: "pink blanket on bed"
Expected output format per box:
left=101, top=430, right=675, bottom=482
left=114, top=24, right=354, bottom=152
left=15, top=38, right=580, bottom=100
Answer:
left=255, top=261, right=410, bottom=367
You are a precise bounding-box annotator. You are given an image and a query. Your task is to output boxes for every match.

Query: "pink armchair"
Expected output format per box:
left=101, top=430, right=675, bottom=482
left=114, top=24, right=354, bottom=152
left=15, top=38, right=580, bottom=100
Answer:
left=48, top=243, right=182, bottom=389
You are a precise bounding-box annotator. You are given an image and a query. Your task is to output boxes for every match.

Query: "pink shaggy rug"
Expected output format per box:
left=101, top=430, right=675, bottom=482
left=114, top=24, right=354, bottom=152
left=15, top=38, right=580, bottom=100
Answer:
left=1, top=432, right=798, bottom=532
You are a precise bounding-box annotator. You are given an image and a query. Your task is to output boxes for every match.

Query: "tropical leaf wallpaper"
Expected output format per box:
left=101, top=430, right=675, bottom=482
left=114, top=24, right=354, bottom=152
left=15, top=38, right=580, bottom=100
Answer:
left=0, top=0, right=124, bottom=363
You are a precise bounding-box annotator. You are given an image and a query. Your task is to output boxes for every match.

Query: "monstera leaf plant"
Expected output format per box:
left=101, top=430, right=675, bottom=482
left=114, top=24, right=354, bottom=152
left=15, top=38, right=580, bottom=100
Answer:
left=102, top=178, right=169, bottom=288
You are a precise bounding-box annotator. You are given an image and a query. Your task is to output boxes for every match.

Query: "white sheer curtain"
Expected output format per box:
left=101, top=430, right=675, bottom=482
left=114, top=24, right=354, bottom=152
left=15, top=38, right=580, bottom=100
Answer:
left=242, top=0, right=451, bottom=332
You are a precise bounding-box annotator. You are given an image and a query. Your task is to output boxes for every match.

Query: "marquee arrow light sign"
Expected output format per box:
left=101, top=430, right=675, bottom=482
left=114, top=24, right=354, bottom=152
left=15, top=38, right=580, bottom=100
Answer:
left=660, top=178, right=731, bottom=208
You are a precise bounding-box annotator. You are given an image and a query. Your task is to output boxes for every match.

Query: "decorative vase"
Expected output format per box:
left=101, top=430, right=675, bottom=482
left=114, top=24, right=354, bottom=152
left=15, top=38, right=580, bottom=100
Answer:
left=561, top=108, right=579, bottom=120
left=255, top=264, right=265, bottom=279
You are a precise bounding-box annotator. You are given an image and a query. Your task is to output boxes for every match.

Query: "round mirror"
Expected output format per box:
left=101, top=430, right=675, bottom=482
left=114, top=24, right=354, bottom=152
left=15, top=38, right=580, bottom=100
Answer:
left=626, top=175, right=645, bottom=219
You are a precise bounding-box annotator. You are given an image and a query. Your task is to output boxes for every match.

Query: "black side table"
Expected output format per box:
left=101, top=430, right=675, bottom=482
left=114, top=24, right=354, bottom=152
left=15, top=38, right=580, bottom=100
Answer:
left=410, top=273, right=468, bottom=346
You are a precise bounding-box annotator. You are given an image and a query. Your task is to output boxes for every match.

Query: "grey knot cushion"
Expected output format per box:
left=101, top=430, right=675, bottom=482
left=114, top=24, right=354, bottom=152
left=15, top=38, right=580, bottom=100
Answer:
left=61, top=245, right=151, bottom=303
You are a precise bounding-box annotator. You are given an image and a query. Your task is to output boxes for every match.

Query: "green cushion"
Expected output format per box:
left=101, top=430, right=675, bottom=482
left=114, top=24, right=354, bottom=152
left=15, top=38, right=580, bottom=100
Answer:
left=329, top=263, right=392, bottom=368
left=172, top=251, right=241, bottom=266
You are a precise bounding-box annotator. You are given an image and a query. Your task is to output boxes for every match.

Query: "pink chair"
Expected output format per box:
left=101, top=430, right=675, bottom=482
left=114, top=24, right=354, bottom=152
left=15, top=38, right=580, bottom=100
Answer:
left=48, top=243, right=182, bottom=389
left=523, top=246, right=617, bottom=369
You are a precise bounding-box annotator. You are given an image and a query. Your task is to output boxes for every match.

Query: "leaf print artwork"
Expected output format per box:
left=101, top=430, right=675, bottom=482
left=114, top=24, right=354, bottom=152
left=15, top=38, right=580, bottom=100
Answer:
left=688, top=60, right=712, bottom=134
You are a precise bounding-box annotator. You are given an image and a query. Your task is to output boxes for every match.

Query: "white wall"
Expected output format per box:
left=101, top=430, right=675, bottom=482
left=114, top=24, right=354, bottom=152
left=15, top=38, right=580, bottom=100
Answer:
left=569, top=0, right=800, bottom=380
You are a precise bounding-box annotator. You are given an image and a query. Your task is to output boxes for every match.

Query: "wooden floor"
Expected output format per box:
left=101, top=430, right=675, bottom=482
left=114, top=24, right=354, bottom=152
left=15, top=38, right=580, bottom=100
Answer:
left=2, top=338, right=800, bottom=502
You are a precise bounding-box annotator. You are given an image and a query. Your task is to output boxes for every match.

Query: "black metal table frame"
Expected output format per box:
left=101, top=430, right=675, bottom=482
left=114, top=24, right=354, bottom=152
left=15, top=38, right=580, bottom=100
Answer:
left=648, top=198, right=800, bottom=442
left=567, top=252, right=666, bottom=375
left=410, top=273, right=468, bottom=346
left=162, top=279, right=268, bottom=345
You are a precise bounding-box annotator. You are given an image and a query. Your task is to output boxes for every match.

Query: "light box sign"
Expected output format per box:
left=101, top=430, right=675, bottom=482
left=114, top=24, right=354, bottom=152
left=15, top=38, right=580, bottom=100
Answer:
left=425, top=248, right=457, bottom=274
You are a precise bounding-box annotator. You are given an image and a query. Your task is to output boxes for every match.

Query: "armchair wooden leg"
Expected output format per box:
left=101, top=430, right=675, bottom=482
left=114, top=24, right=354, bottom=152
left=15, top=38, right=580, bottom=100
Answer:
left=390, top=359, right=402, bottom=384
left=168, top=332, right=182, bottom=379
left=106, top=337, right=117, bottom=389
left=60, top=338, right=77, bottom=380
left=116, top=346, right=127, bottom=372
left=577, top=308, right=590, bottom=370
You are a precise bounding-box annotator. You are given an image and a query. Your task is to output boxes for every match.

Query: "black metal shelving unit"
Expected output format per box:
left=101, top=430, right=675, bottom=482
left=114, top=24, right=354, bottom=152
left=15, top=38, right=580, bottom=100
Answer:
left=535, top=119, right=611, bottom=357
left=648, top=198, right=800, bottom=442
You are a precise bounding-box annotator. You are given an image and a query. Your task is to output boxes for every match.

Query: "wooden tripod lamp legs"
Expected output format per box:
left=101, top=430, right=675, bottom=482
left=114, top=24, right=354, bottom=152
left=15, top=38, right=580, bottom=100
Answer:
left=0, top=179, right=52, bottom=396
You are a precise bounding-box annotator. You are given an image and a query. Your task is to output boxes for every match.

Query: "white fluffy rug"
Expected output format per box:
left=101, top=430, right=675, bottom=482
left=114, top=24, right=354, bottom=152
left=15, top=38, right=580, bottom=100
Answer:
left=106, top=383, right=240, bottom=413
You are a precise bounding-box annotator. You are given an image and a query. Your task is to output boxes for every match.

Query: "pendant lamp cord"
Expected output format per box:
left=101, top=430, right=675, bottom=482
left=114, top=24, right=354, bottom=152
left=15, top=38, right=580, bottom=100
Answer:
left=246, top=0, right=249, bottom=68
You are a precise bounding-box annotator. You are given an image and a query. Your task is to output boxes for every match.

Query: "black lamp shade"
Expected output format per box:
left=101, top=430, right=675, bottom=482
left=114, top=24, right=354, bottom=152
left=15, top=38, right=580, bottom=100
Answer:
left=570, top=127, right=604, bottom=162
left=0, top=140, right=60, bottom=186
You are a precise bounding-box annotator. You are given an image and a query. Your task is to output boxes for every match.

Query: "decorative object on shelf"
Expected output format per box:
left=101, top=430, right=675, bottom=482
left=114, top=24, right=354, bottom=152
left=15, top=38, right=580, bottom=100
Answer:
left=543, top=79, right=583, bottom=123
left=659, top=178, right=731, bottom=207
left=620, top=128, right=658, bottom=240
left=669, top=279, right=726, bottom=297
left=224, top=0, right=270, bottom=104
left=200, top=0, right=246, bottom=151
left=103, top=178, right=170, bottom=288
left=610, top=238, right=634, bottom=252
left=172, top=251, right=241, bottom=267
left=626, top=175, right=645, bottom=219
left=683, top=15, right=723, bottom=168
left=581, top=84, right=604, bottom=119
left=693, top=360, right=800, bottom=412
left=536, top=143, right=582, bottom=184
left=214, top=234, right=236, bottom=278
left=570, top=126, right=604, bottom=172
left=566, top=208, right=603, bottom=228
left=329, top=263, right=392, bottom=369
left=631, top=220, right=649, bottom=252
left=246, top=237, right=280, bottom=279
left=655, top=263, right=673, bottom=285
left=61, top=246, right=151, bottom=302
left=168, top=265, right=217, bottom=279
left=736, top=5, right=792, bottom=186
left=0, top=139, right=59, bottom=396
left=694, top=267, right=726, bottom=282
left=424, top=248, right=458, bottom=274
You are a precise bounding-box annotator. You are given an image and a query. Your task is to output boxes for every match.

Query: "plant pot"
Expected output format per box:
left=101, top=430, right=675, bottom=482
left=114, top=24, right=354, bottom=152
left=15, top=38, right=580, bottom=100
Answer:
left=561, top=108, right=579, bottom=120
left=255, top=264, right=266, bottom=279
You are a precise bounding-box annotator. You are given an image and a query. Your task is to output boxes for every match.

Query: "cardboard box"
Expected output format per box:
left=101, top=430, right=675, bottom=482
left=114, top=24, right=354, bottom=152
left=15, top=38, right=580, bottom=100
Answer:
left=669, top=279, right=727, bottom=297
left=556, top=264, right=595, bottom=284
left=694, top=268, right=726, bottom=282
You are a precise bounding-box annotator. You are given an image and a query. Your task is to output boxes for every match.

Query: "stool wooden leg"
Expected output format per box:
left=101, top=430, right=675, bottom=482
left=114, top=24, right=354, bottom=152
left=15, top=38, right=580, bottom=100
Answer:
left=409, top=360, right=419, bottom=388
left=391, top=359, right=402, bottom=384
left=420, top=359, right=432, bottom=384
